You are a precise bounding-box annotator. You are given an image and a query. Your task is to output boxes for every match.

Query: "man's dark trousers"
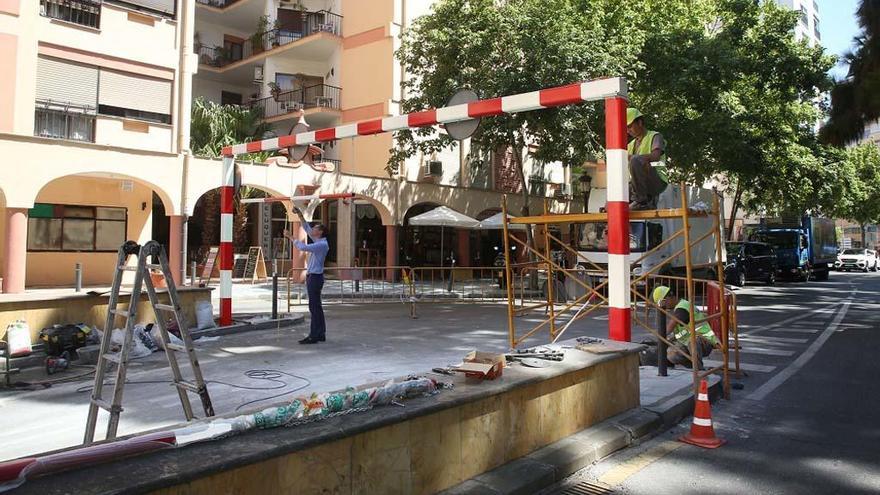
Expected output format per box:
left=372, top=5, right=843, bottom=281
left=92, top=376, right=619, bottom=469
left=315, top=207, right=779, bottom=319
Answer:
left=306, top=273, right=326, bottom=340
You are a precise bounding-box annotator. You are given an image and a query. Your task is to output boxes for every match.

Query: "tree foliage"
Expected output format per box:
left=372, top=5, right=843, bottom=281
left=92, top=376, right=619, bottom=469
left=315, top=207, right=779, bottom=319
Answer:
left=820, top=0, right=880, bottom=146
left=833, top=144, right=880, bottom=228
left=190, top=97, right=271, bottom=162
left=392, top=0, right=838, bottom=221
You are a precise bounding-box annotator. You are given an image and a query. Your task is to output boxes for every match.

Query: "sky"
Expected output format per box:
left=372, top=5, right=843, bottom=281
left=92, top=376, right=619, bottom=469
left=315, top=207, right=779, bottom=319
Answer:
left=818, top=0, right=862, bottom=80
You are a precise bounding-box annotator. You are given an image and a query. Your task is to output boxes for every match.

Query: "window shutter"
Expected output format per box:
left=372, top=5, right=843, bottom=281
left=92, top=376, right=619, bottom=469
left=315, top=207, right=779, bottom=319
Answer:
left=98, top=69, right=172, bottom=115
left=35, top=56, right=98, bottom=110
left=115, top=0, right=175, bottom=16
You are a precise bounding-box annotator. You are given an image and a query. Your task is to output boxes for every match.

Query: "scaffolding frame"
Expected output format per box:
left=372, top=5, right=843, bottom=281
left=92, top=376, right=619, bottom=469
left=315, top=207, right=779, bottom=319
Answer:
left=501, top=183, right=736, bottom=397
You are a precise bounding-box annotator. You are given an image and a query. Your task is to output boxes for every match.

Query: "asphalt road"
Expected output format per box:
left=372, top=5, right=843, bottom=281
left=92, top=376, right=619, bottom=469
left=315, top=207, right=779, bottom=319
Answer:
left=549, top=271, right=880, bottom=495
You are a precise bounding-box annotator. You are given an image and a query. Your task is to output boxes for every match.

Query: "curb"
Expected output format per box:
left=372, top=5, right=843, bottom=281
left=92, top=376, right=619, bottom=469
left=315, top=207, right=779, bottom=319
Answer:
left=439, top=377, right=722, bottom=495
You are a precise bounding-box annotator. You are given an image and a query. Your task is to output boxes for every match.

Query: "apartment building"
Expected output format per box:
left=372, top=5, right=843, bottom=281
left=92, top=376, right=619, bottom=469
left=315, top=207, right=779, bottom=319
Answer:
left=0, top=0, right=577, bottom=291
left=775, top=0, right=821, bottom=47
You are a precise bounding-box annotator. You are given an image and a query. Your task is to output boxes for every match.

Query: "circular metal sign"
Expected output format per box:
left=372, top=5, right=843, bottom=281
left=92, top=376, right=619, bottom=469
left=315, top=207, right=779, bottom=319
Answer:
left=443, top=89, right=480, bottom=140
left=287, top=122, right=311, bottom=162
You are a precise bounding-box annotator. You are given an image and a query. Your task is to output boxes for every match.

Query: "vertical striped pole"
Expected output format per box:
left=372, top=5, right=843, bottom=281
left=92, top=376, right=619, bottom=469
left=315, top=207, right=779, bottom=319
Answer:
left=605, top=96, right=631, bottom=342
left=219, top=155, right=234, bottom=326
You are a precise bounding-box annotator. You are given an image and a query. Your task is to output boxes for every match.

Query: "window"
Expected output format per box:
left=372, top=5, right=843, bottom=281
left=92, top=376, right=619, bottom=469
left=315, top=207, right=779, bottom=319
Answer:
left=221, top=91, right=243, bottom=106
left=40, top=0, right=101, bottom=28
left=275, top=73, right=298, bottom=91
left=27, top=204, right=127, bottom=252
left=98, top=69, right=172, bottom=124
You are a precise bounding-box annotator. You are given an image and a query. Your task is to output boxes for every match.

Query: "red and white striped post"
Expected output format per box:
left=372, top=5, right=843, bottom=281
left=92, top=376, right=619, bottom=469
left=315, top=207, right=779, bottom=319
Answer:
left=220, top=78, right=631, bottom=339
left=219, top=156, right=234, bottom=326
left=604, top=97, right=630, bottom=342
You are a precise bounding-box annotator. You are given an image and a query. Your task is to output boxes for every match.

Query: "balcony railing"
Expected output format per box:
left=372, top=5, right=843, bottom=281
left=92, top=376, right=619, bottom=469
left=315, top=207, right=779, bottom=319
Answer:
left=247, top=84, right=341, bottom=119
left=34, top=100, right=97, bottom=143
left=40, top=0, right=101, bottom=29
left=196, top=11, right=342, bottom=68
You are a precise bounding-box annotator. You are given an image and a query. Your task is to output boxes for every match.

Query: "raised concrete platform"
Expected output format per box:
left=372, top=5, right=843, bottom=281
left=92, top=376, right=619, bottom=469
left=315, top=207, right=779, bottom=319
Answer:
left=12, top=343, right=643, bottom=495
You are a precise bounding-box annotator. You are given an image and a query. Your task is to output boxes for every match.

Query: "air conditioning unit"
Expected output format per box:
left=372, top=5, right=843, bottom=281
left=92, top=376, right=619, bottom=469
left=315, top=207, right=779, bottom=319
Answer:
left=253, top=65, right=264, bottom=83
left=426, top=160, right=442, bottom=177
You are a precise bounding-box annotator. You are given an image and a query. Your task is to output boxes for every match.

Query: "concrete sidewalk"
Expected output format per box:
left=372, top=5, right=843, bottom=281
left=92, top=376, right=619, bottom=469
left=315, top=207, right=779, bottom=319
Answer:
left=0, top=303, right=714, bottom=471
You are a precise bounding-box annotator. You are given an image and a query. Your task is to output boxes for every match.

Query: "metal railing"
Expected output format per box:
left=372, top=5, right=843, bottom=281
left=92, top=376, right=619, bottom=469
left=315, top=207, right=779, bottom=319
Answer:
left=247, top=84, right=341, bottom=119
left=33, top=100, right=97, bottom=143
left=196, top=11, right=342, bottom=68
left=286, top=266, right=418, bottom=317
left=40, top=0, right=101, bottom=29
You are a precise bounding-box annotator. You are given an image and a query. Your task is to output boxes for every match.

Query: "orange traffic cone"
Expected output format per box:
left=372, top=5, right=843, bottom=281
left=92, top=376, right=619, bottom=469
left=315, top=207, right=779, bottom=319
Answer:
left=679, top=379, right=725, bottom=449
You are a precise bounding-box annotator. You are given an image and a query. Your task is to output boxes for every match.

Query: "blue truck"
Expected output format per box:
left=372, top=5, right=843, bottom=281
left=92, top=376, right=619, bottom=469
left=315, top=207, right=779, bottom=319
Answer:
left=746, top=216, right=838, bottom=281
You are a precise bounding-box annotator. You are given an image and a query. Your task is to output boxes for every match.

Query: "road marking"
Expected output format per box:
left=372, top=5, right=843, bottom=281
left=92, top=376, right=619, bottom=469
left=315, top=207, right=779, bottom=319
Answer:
left=597, top=440, right=684, bottom=486
left=745, top=303, right=837, bottom=335
left=749, top=300, right=852, bottom=401
left=738, top=335, right=809, bottom=344
left=769, top=327, right=820, bottom=334
left=738, top=347, right=795, bottom=357
left=704, top=359, right=776, bottom=373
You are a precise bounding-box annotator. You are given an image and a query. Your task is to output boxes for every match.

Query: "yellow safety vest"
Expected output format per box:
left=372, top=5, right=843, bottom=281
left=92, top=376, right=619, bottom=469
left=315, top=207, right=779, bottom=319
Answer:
left=672, top=299, right=718, bottom=346
left=628, top=130, right=668, bottom=183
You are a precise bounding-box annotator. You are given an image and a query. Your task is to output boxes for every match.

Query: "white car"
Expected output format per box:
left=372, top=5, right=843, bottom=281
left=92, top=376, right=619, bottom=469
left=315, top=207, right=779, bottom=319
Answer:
left=835, top=248, right=878, bottom=272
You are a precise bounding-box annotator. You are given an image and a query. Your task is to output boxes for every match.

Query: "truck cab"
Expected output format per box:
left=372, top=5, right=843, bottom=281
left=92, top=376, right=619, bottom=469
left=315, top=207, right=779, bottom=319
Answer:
left=747, top=216, right=836, bottom=281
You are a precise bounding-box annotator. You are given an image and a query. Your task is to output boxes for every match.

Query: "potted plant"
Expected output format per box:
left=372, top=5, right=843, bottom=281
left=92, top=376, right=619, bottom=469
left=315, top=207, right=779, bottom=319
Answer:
left=250, top=15, right=270, bottom=54
left=268, top=82, right=283, bottom=102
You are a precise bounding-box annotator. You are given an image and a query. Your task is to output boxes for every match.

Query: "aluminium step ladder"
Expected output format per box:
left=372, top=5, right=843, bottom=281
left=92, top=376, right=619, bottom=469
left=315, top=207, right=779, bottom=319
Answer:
left=84, top=240, right=214, bottom=445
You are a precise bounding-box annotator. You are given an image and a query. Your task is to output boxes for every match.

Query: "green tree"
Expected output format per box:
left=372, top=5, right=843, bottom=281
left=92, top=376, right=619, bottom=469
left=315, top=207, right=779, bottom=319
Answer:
left=833, top=144, right=880, bottom=246
left=190, top=97, right=271, bottom=161
left=820, top=0, right=880, bottom=146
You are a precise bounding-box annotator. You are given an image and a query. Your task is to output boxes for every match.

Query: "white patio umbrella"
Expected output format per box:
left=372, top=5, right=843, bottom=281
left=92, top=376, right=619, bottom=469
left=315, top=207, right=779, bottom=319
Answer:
left=408, top=206, right=479, bottom=267
left=478, top=212, right=527, bottom=231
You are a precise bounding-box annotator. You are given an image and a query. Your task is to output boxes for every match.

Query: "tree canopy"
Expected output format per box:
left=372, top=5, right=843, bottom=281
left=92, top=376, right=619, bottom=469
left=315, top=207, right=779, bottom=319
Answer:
left=820, top=0, right=880, bottom=146
left=392, top=0, right=839, bottom=221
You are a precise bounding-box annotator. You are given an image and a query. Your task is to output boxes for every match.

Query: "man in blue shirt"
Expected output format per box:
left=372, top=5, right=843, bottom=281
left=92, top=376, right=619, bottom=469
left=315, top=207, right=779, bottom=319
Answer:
left=284, top=206, right=329, bottom=344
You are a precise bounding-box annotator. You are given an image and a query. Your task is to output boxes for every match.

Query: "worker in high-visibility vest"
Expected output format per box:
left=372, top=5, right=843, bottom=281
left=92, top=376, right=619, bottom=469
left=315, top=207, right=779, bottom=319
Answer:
left=626, top=108, right=668, bottom=210
left=652, top=285, right=719, bottom=369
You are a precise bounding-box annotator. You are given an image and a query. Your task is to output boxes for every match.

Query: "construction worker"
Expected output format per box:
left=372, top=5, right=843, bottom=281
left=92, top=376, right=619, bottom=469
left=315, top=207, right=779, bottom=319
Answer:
left=626, top=108, right=668, bottom=210
left=651, top=285, right=719, bottom=369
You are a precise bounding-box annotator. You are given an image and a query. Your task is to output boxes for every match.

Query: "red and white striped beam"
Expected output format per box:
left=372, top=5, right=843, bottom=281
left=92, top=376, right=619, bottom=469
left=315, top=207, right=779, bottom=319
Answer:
left=220, top=77, right=631, bottom=341
left=219, top=156, right=235, bottom=326
left=221, top=78, right=627, bottom=156
left=604, top=97, right=631, bottom=342
left=239, top=193, right=356, bottom=204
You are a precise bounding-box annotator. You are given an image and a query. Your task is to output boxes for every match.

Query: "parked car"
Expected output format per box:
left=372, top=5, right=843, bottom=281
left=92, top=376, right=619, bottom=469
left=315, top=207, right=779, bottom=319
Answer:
left=835, top=248, right=878, bottom=272
left=724, top=241, right=778, bottom=286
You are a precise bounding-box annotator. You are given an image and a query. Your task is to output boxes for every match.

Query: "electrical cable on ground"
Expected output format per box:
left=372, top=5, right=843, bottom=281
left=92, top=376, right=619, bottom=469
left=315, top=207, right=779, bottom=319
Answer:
left=70, top=368, right=312, bottom=412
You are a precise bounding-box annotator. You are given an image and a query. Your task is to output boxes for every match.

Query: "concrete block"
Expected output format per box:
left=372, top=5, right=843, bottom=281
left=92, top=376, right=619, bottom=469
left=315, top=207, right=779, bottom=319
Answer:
left=608, top=408, right=662, bottom=441
left=573, top=422, right=631, bottom=460
left=472, top=458, right=556, bottom=495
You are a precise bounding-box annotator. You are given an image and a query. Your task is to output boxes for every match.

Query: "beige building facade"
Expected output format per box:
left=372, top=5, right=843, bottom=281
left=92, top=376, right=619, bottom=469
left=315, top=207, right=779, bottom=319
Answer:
left=0, top=0, right=579, bottom=291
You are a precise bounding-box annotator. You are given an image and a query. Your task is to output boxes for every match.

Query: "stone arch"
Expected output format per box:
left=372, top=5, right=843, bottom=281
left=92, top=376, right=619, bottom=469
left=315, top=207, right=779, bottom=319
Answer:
left=31, top=172, right=176, bottom=214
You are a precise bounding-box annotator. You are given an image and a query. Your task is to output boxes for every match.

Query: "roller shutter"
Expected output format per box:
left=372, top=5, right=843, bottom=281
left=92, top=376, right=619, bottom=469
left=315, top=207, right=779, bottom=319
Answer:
left=113, top=0, right=175, bottom=16
left=98, top=69, right=172, bottom=115
left=35, top=56, right=98, bottom=110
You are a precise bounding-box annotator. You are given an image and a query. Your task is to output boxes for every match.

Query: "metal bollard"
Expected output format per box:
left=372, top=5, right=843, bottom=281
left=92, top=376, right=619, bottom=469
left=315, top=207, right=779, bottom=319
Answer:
left=191, top=261, right=197, bottom=286
left=272, top=272, right=279, bottom=320
left=74, top=263, right=83, bottom=292
left=656, top=306, right=667, bottom=377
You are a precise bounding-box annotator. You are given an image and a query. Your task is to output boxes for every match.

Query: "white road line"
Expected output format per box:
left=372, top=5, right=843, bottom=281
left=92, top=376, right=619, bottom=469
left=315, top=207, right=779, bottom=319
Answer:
left=745, top=303, right=838, bottom=335
left=738, top=347, right=796, bottom=357
left=704, top=359, right=776, bottom=373
left=770, top=327, right=821, bottom=334
left=739, top=335, right=809, bottom=344
left=749, top=300, right=852, bottom=400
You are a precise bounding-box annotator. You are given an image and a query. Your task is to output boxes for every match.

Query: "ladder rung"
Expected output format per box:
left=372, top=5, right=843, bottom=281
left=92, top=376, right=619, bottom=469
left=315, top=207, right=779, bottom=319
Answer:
left=103, top=353, right=121, bottom=364
left=118, top=265, right=138, bottom=271
left=146, top=264, right=164, bottom=271
left=110, top=309, right=131, bottom=318
left=92, top=398, right=122, bottom=412
left=166, top=343, right=187, bottom=353
left=175, top=381, right=201, bottom=393
left=156, top=304, right=177, bottom=312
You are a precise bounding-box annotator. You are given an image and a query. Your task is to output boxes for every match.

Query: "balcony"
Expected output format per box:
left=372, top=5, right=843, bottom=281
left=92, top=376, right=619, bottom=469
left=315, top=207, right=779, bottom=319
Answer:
left=34, top=100, right=97, bottom=143
left=196, top=11, right=341, bottom=70
left=40, top=0, right=101, bottom=29
left=247, top=84, right=341, bottom=127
